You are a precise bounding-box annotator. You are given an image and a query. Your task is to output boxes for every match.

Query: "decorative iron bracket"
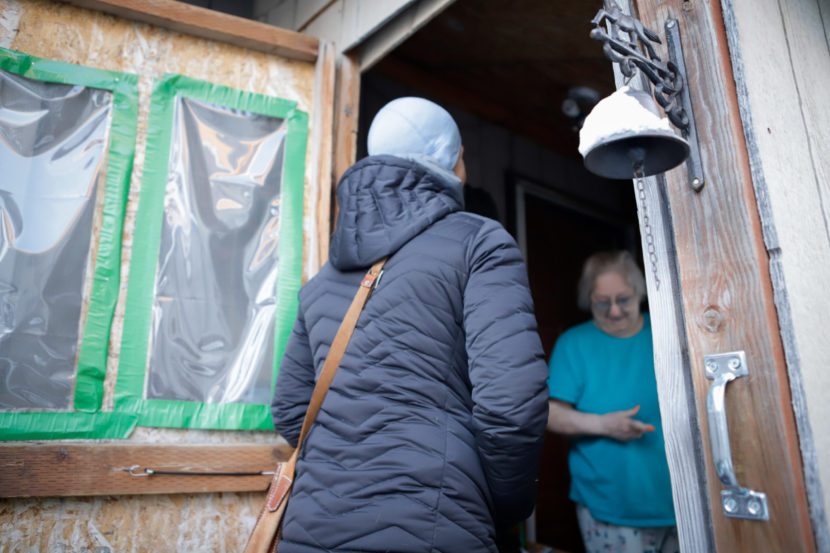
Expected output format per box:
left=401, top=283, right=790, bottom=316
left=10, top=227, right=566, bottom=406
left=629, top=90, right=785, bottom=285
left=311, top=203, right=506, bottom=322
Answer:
left=590, top=1, right=705, bottom=191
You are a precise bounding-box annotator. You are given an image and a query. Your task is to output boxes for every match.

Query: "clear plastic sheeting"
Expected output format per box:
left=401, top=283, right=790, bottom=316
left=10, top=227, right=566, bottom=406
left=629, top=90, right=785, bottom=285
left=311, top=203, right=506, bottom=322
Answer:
left=146, top=97, right=286, bottom=405
left=0, top=69, right=112, bottom=409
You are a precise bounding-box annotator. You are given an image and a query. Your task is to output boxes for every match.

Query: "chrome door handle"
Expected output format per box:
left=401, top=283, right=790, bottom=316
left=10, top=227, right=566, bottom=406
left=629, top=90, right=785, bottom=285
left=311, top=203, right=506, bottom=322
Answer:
left=705, top=351, right=769, bottom=521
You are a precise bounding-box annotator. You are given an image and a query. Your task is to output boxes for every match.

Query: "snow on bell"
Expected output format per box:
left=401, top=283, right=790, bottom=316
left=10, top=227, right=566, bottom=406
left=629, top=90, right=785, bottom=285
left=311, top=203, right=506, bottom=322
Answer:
left=579, top=85, right=690, bottom=179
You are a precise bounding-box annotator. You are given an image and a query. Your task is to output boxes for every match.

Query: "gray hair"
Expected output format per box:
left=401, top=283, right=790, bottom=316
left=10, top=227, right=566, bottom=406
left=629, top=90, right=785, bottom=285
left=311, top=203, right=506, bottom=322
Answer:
left=576, top=250, right=646, bottom=311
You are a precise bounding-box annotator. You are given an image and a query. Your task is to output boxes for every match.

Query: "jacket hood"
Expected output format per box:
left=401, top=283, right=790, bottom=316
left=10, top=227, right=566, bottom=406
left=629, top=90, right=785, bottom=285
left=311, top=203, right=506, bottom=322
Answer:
left=329, top=155, right=463, bottom=271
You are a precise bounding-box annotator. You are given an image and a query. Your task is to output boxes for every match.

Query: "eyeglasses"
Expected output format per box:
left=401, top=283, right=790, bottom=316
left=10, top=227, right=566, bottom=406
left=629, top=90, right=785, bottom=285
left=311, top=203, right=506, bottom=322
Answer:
left=591, top=295, right=635, bottom=313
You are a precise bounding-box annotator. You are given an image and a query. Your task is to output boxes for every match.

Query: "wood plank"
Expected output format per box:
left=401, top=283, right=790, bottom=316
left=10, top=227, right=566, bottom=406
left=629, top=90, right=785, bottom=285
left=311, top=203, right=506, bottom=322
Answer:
left=301, top=0, right=416, bottom=54
left=296, top=0, right=339, bottom=33
left=632, top=1, right=816, bottom=550
left=309, top=39, right=336, bottom=272
left=611, top=6, right=713, bottom=549
left=0, top=443, right=292, bottom=497
left=356, top=0, right=454, bottom=72
left=61, top=0, right=319, bottom=62
left=623, top=107, right=716, bottom=553
left=723, top=0, right=830, bottom=547
left=635, top=170, right=715, bottom=552
left=332, top=51, right=362, bottom=224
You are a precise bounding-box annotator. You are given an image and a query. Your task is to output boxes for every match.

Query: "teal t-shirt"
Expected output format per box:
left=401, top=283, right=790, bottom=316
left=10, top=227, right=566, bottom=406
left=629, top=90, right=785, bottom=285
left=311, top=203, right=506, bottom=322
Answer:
left=547, top=314, right=675, bottom=527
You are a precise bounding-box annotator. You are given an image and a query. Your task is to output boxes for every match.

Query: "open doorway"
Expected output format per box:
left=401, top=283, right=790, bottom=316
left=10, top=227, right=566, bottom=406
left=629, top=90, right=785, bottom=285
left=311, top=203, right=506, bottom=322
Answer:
left=354, top=1, right=644, bottom=552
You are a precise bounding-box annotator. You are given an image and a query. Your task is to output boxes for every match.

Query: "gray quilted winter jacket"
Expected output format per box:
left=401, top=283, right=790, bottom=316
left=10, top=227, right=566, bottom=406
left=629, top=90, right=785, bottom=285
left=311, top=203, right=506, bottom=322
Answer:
left=271, top=155, right=549, bottom=553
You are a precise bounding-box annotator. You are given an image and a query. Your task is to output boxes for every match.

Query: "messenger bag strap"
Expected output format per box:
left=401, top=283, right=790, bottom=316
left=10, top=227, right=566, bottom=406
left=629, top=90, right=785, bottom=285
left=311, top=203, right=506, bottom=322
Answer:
left=296, top=256, right=387, bottom=448
left=244, top=258, right=387, bottom=553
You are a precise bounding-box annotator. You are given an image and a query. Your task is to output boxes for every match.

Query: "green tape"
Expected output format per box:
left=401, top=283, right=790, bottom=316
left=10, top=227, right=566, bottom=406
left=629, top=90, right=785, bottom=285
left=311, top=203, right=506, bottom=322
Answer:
left=273, top=108, right=308, bottom=391
left=116, top=73, right=307, bottom=430
left=118, top=397, right=273, bottom=430
left=0, top=412, right=138, bottom=441
left=114, top=78, right=176, bottom=410
left=74, top=68, right=139, bottom=414
left=0, top=48, right=138, bottom=439
left=0, top=47, right=136, bottom=90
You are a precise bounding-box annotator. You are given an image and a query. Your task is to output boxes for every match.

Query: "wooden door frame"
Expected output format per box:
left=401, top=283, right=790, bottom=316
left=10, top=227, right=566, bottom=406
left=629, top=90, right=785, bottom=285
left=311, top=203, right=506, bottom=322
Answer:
left=623, top=0, right=820, bottom=551
left=608, top=3, right=715, bottom=549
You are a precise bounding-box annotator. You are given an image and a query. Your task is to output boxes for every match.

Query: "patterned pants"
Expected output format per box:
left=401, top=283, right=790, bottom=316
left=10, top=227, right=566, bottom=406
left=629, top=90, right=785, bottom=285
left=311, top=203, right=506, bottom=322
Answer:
left=575, top=504, right=679, bottom=553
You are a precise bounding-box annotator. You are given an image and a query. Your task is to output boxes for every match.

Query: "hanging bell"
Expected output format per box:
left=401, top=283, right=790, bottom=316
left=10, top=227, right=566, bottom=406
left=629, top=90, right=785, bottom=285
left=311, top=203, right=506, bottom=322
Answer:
left=579, top=85, right=690, bottom=179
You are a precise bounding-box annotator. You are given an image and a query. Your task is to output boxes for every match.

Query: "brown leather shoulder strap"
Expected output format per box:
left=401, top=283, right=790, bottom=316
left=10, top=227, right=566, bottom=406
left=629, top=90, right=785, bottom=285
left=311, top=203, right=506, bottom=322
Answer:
left=294, top=257, right=387, bottom=449
left=246, top=258, right=388, bottom=550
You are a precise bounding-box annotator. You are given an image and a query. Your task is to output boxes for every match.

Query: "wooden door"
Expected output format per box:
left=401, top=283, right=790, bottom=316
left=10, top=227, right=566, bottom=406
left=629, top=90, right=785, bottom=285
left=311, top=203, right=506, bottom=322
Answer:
left=625, top=1, right=817, bottom=551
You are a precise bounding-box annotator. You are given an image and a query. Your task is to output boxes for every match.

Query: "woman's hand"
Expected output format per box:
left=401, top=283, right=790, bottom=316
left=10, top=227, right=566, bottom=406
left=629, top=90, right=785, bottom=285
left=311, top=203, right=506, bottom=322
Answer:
left=547, top=400, right=655, bottom=441
left=599, top=404, right=655, bottom=441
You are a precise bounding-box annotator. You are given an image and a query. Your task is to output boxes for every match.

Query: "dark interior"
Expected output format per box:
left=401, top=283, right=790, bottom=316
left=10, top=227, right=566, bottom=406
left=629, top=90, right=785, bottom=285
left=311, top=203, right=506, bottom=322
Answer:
left=357, top=1, right=643, bottom=551
left=368, top=0, right=618, bottom=161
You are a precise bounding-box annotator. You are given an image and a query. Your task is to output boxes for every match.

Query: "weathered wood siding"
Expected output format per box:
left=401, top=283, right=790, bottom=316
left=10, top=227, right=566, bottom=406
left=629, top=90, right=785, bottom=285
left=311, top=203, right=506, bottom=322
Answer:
left=722, top=0, right=830, bottom=549
left=254, top=0, right=412, bottom=50
left=253, top=0, right=455, bottom=70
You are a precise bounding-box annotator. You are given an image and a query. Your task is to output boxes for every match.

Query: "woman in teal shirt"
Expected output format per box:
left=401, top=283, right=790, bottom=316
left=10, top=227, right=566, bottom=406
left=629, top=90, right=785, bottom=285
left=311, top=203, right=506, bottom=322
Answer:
left=547, top=250, right=677, bottom=553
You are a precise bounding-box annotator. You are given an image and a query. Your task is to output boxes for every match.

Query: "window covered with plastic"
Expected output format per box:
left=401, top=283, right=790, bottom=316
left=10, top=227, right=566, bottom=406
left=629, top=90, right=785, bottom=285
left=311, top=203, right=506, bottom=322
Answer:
left=0, top=48, right=138, bottom=440
left=117, top=75, right=307, bottom=430
left=149, top=96, right=285, bottom=404
left=0, top=69, right=111, bottom=409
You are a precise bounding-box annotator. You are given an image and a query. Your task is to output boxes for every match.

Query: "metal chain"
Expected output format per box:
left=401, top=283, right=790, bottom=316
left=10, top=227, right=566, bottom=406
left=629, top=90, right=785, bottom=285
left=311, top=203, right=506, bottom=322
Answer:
left=635, top=172, right=661, bottom=291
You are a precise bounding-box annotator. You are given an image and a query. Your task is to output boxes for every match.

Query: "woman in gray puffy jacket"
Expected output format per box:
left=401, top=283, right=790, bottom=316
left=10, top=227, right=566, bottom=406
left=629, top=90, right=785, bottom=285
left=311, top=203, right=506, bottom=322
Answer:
left=271, top=97, right=549, bottom=553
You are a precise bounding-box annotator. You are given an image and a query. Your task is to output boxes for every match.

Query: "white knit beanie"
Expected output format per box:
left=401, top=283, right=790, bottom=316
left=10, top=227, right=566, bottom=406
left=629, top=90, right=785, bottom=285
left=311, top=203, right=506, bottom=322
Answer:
left=367, top=97, right=462, bottom=171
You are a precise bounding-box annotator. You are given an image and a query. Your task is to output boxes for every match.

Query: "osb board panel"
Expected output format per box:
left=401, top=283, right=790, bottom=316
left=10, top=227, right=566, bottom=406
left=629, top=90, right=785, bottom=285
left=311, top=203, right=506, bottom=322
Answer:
left=2, top=0, right=315, bottom=104
left=0, top=1, right=313, bottom=550
left=64, top=0, right=318, bottom=61
left=0, top=0, right=318, bottom=422
left=0, top=493, right=264, bottom=552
